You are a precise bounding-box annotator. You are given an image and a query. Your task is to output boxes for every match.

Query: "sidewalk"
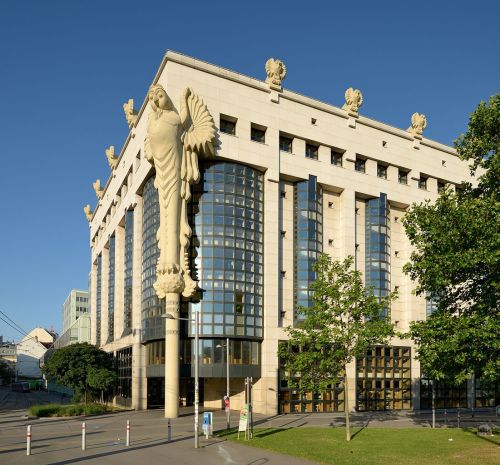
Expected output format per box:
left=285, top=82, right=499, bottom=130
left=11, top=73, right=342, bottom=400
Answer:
left=0, top=408, right=319, bottom=465
left=1, top=403, right=498, bottom=465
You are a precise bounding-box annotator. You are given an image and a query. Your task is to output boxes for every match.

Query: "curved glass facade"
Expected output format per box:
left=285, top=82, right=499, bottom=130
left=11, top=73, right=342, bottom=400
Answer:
left=107, top=235, right=115, bottom=343
left=190, top=162, right=264, bottom=339
left=123, top=210, right=134, bottom=334
left=141, top=175, right=164, bottom=342
left=96, top=254, right=102, bottom=347
left=294, top=175, right=323, bottom=321
left=365, top=193, right=390, bottom=317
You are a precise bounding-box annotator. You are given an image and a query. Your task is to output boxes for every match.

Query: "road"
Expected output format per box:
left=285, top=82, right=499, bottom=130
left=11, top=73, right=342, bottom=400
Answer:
left=1, top=387, right=498, bottom=465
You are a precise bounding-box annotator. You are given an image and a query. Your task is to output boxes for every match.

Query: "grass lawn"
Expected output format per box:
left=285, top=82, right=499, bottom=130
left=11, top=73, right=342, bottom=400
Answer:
left=218, top=427, right=500, bottom=465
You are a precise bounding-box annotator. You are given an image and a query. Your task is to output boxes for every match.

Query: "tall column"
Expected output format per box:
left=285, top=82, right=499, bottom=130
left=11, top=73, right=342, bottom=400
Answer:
left=165, top=295, right=180, bottom=418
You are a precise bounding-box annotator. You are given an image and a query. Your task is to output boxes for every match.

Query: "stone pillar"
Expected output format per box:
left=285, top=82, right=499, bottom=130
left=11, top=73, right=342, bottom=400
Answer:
left=131, top=195, right=146, bottom=410
left=164, top=294, right=180, bottom=418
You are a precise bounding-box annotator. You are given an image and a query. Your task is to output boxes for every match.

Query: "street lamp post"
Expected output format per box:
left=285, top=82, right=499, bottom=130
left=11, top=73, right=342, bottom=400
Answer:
left=161, top=311, right=200, bottom=448
left=216, top=338, right=230, bottom=430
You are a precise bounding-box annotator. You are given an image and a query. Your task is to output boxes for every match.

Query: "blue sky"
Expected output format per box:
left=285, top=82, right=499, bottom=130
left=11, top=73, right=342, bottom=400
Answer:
left=0, top=0, right=498, bottom=341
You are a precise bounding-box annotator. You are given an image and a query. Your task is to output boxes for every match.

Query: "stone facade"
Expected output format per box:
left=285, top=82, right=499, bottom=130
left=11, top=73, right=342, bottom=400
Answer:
left=88, top=51, right=477, bottom=415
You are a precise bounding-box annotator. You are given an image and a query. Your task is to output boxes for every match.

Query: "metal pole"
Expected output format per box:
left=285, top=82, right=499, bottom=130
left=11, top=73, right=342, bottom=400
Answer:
left=26, top=425, right=31, bottom=456
left=194, top=310, right=199, bottom=449
left=226, top=337, right=230, bottom=430
left=126, top=419, right=130, bottom=446
left=82, top=422, right=86, bottom=451
left=167, top=418, right=172, bottom=442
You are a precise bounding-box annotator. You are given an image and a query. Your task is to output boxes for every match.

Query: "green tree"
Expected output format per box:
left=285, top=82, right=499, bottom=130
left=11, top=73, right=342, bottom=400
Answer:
left=87, top=367, right=117, bottom=403
left=0, top=360, right=14, bottom=385
left=279, top=254, right=395, bottom=441
left=42, top=343, right=114, bottom=403
left=404, top=94, right=499, bottom=387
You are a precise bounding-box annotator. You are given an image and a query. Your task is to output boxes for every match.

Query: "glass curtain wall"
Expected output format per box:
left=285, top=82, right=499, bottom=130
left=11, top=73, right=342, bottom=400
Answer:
left=96, top=254, right=102, bottom=347
left=141, top=176, right=164, bottom=342
left=293, top=175, right=323, bottom=322
left=190, top=162, right=264, bottom=340
left=365, top=193, right=391, bottom=317
left=123, top=210, right=134, bottom=334
left=107, top=235, right=115, bottom=343
left=116, top=346, right=132, bottom=407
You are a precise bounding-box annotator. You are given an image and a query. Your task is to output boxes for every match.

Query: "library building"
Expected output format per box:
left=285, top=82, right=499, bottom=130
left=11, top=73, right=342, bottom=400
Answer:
left=86, top=51, right=497, bottom=416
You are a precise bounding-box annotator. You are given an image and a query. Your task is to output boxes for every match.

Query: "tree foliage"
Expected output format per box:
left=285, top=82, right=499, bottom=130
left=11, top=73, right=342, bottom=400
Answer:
left=404, top=94, right=500, bottom=384
left=42, top=343, right=115, bottom=402
left=0, top=359, right=14, bottom=384
left=279, top=254, right=395, bottom=440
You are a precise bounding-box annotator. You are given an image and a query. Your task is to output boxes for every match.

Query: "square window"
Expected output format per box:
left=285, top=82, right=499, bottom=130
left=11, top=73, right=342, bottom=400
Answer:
left=251, top=125, right=266, bottom=143
left=398, top=170, right=408, bottom=185
left=279, top=134, right=293, bottom=153
left=377, top=164, right=387, bottom=179
left=355, top=157, right=366, bottom=173
left=418, top=176, right=428, bottom=190
left=437, top=181, right=446, bottom=193
left=305, top=143, right=318, bottom=160
left=331, top=150, right=343, bottom=166
left=220, top=115, right=236, bottom=135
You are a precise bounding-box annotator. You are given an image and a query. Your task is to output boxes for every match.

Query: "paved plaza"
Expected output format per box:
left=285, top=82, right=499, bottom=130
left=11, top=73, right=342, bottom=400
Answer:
left=0, top=388, right=498, bottom=465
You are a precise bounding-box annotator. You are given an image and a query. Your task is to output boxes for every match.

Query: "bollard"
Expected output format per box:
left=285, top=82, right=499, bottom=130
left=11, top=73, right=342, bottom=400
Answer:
left=82, top=422, right=86, bottom=451
left=167, top=418, right=172, bottom=443
left=26, top=425, right=32, bottom=456
left=126, top=419, right=130, bottom=447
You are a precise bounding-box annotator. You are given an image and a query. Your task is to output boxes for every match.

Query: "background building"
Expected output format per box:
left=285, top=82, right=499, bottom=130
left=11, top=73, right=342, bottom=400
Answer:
left=45, top=290, right=91, bottom=359
left=17, top=327, right=55, bottom=379
left=87, top=51, right=492, bottom=414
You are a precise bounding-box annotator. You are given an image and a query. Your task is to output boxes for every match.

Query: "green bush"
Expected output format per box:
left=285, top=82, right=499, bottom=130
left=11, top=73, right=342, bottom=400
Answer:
left=29, top=403, right=112, bottom=417
left=29, top=404, right=60, bottom=417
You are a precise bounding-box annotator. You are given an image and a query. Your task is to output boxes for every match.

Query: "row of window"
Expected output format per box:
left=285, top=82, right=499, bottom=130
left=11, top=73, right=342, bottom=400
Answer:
left=76, top=296, right=88, bottom=302
left=220, top=115, right=450, bottom=193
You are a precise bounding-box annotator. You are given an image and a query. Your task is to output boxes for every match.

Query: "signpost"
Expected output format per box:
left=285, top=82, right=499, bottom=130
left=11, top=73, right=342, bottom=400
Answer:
left=238, top=405, right=249, bottom=440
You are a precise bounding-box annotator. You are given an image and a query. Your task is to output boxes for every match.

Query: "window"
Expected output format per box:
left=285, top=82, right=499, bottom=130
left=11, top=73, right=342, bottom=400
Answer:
left=220, top=115, right=236, bottom=135
left=377, top=164, right=387, bottom=179
left=355, top=157, right=366, bottom=173
left=331, top=150, right=343, bottom=167
left=305, top=143, right=318, bottom=160
left=398, top=169, right=408, bottom=185
left=250, top=124, right=266, bottom=143
left=418, top=176, right=428, bottom=190
left=279, top=134, right=293, bottom=153
left=437, top=181, right=446, bottom=193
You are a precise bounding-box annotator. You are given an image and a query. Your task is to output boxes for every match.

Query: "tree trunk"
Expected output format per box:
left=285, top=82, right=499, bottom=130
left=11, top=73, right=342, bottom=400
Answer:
left=344, top=366, right=351, bottom=441
left=431, top=379, right=436, bottom=429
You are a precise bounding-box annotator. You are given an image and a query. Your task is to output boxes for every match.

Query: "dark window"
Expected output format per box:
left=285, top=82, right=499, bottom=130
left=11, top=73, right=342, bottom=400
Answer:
left=279, top=135, right=293, bottom=153
left=418, top=176, right=428, bottom=190
left=356, top=346, right=411, bottom=411
left=377, top=164, right=387, bottom=179
left=220, top=116, right=236, bottom=135
left=331, top=150, right=343, bottom=167
left=355, top=157, right=366, bottom=173
left=398, top=170, right=408, bottom=185
left=305, top=143, right=318, bottom=160
left=437, top=181, right=446, bottom=193
left=251, top=125, right=266, bottom=143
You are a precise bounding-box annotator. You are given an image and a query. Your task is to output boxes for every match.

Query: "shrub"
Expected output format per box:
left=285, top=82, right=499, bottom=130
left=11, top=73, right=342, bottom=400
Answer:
left=28, top=403, right=112, bottom=417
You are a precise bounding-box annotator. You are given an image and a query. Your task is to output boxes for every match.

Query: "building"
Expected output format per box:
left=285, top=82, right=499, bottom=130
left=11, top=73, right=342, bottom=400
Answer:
left=87, top=51, right=492, bottom=414
left=62, top=290, right=90, bottom=334
left=17, top=327, right=55, bottom=379
left=51, top=289, right=91, bottom=349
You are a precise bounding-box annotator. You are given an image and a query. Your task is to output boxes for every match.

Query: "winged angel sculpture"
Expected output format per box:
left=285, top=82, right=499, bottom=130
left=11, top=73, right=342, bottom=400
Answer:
left=145, top=85, right=216, bottom=299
